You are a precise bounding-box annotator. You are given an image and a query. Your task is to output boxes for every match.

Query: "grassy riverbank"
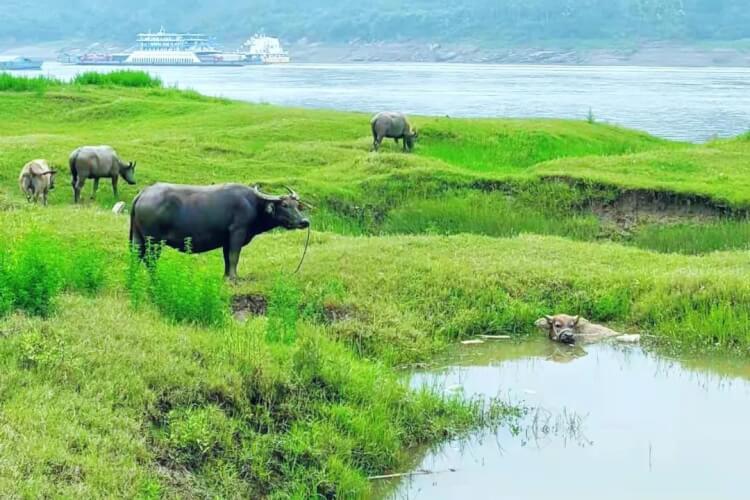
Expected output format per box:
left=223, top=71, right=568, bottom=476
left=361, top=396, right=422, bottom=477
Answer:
left=1, top=73, right=750, bottom=496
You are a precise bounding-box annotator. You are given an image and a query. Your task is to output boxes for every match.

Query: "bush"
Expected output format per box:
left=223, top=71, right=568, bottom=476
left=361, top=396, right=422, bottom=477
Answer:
left=10, top=233, right=63, bottom=317
left=64, top=246, right=107, bottom=296
left=0, top=246, right=12, bottom=317
left=146, top=244, right=229, bottom=327
left=126, top=244, right=150, bottom=309
left=73, top=70, right=162, bottom=88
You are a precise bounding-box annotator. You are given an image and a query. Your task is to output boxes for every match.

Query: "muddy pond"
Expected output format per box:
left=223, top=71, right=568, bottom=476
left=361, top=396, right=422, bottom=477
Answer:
left=384, top=338, right=749, bottom=500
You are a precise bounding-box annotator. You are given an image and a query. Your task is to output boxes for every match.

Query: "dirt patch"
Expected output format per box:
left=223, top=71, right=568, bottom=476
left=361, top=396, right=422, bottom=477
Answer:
left=538, top=176, right=748, bottom=232
left=232, top=294, right=268, bottom=321
left=591, top=189, right=743, bottom=233
left=323, top=303, right=358, bottom=323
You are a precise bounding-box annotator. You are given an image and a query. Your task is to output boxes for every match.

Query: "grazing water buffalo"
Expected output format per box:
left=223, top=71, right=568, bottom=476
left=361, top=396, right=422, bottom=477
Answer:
left=19, top=159, right=57, bottom=206
left=371, top=111, right=418, bottom=152
left=69, top=146, right=136, bottom=203
left=130, top=183, right=310, bottom=279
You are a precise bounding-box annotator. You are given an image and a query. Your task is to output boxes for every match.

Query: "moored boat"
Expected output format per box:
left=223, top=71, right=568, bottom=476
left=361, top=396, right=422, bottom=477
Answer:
left=241, top=34, right=291, bottom=64
left=0, top=56, right=43, bottom=71
left=77, top=28, right=247, bottom=66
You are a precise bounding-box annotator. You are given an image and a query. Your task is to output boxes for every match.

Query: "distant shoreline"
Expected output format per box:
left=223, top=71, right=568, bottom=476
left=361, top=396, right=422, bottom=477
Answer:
left=289, top=41, right=750, bottom=67
left=3, top=40, right=750, bottom=67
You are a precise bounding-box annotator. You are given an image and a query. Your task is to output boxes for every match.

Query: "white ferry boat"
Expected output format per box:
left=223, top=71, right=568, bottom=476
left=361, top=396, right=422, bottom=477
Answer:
left=78, top=28, right=246, bottom=66
left=241, top=34, right=291, bottom=64
left=0, top=56, right=42, bottom=71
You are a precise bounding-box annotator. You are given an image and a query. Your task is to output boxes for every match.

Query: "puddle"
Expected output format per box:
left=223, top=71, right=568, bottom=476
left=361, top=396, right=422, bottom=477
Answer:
left=387, top=339, right=750, bottom=500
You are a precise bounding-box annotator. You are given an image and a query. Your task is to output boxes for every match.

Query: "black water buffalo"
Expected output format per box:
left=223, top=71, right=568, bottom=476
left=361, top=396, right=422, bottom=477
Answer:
left=69, top=146, right=136, bottom=203
left=371, top=111, right=418, bottom=152
left=130, top=183, right=310, bottom=279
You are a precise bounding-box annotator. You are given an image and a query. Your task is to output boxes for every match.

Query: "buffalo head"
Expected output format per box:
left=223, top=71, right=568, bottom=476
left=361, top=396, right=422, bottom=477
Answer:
left=405, top=128, right=418, bottom=151
left=543, top=314, right=580, bottom=344
left=252, top=186, right=310, bottom=230
left=121, top=161, right=137, bottom=185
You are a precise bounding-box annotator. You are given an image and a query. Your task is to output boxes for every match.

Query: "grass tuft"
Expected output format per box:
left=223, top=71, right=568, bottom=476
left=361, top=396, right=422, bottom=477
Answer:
left=73, top=70, right=163, bottom=88
left=0, top=73, right=59, bottom=92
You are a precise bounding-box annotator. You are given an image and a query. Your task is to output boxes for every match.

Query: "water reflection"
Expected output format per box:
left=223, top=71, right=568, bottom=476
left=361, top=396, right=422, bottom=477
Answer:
left=388, top=339, right=750, bottom=500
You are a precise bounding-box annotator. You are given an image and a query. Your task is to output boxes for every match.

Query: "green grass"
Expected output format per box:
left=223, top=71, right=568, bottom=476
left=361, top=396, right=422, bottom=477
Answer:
left=632, top=220, right=750, bottom=254
left=0, top=73, right=61, bottom=93
left=2, top=74, right=750, bottom=497
left=73, top=70, right=163, bottom=88
left=382, top=190, right=601, bottom=240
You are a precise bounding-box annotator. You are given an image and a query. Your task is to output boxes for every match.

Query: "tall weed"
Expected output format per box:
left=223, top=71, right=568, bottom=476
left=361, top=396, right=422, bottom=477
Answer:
left=10, top=233, right=63, bottom=317
left=266, top=275, right=300, bottom=344
left=146, top=244, right=228, bottom=327
left=64, top=246, right=107, bottom=295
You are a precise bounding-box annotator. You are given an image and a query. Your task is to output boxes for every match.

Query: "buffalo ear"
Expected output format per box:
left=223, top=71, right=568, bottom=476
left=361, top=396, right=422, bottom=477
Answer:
left=573, top=316, right=580, bottom=326
left=544, top=315, right=554, bottom=325
left=265, top=202, right=275, bottom=215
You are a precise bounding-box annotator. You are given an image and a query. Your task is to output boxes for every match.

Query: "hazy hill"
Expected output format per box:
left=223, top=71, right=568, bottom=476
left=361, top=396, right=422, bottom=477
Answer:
left=2, top=0, right=750, bottom=46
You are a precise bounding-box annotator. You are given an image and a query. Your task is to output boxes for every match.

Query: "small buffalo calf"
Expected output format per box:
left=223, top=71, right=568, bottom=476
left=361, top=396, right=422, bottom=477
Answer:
left=19, top=159, right=57, bottom=206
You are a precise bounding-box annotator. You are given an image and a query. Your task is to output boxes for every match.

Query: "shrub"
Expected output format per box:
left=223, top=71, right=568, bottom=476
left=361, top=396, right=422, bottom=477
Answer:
left=0, top=245, right=12, bottom=317
left=73, top=70, right=163, bottom=88
left=10, top=233, right=63, bottom=317
left=147, top=245, right=228, bottom=327
left=126, top=243, right=150, bottom=309
left=19, top=326, right=65, bottom=370
left=64, top=246, right=107, bottom=296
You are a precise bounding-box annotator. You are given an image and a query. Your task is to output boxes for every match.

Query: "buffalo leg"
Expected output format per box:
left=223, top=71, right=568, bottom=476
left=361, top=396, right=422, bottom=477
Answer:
left=223, top=245, right=242, bottom=280
left=372, top=132, right=381, bottom=152
left=73, top=178, right=85, bottom=204
left=224, top=232, right=247, bottom=279
left=112, top=176, right=119, bottom=199
left=91, top=178, right=99, bottom=199
left=131, top=232, right=146, bottom=260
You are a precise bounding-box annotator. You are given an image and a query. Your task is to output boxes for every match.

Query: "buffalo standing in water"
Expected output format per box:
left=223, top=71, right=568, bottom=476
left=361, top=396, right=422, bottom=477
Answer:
left=69, top=146, right=137, bottom=203
left=130, top=183, right=310, bottom=279
left=371, top=111, right=418, bottom=152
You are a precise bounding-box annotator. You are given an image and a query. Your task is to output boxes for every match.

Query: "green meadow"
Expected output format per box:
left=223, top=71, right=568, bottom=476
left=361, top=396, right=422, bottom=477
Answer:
left=1, top=72, right=750, bottom=497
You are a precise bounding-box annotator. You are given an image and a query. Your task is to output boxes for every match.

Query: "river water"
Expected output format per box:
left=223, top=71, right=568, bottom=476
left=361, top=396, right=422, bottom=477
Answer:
left=387, top=339, right=750, bottom=500
left=21, top=62, right=750, bottom=142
